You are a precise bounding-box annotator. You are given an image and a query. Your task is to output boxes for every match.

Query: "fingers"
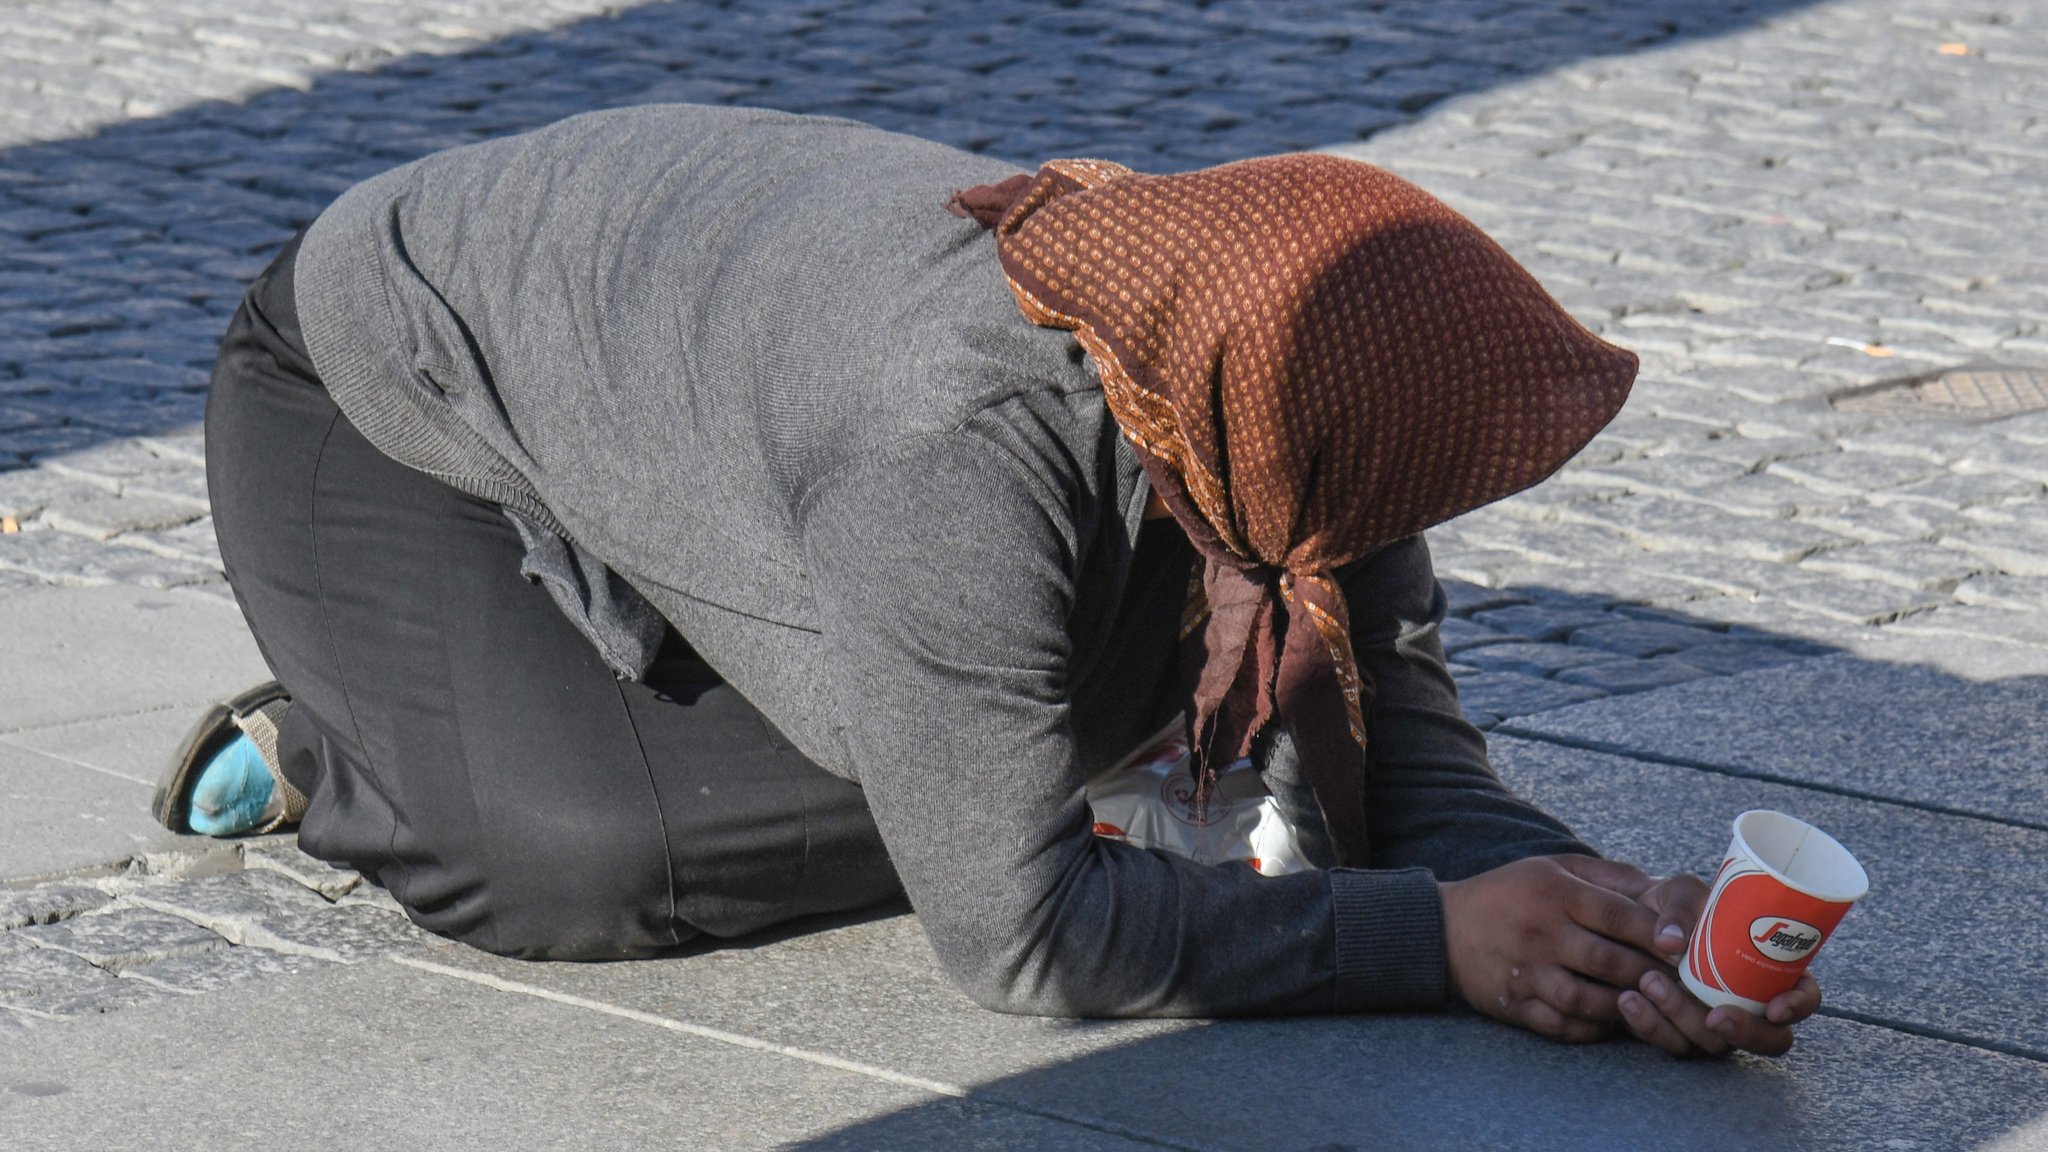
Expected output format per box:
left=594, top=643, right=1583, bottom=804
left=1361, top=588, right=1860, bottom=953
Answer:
left=1558, top=924, right=1662, bottom=992
left=1622, top=971, right=1810, bottom=1059
left=1514, top=995, right=1611, bottom=1044
left=1553, top=854, right=1657, bottom=900
left=1564, top=876, right=1663, bottom=953
left=1618, top=989, right=1694, bottom=1057
left=1765, top=972, right=1824, bottom=1026
left=1633, top=967, right=1801, bottom=1057
left=1519, top=962, right=1623, bottom=1023
left=1634, top=969, right=1730, bottom=1056
left=1705, top=1005, right=1796, bottom=1057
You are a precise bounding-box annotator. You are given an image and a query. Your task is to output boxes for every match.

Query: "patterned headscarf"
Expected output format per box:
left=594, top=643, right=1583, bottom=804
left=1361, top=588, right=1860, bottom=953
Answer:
left=948, top=153, right=1637, bottom=864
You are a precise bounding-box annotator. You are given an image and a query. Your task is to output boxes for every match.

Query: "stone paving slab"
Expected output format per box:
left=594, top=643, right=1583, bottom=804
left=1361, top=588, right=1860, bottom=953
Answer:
left=0, top=884, right=108, bottom=931
left=1500, top=649, right=2048, bottom=827
left=13, top=908, right=226, bottom=974
left=0, top=742, right=181, bottom=881
left=239, top=839, right=366, bottom=901
left=1431, top=580, right=1843, bottom=729
left=0, top=527, right=224, bottom=590
left=0, top=949, right=105, bottom=1004
left=235, top=901, right=425, bottom=963
left=0, top=584, right=266, bottom=733
left=0, top=958, right=1159, bottom=1152
left=0, top=839, right=446, bottom=1030
left=424, top=918, right=2048, bottom=1152
left=2, top=970, right=169, bottom=1020
left=1, top=708, right=196, bottom=788
left=121, top=869, right=336, bottom=944
left=116, top=941, right=332, bottom=996
left=1489, top=734, right=2048, bottom=1060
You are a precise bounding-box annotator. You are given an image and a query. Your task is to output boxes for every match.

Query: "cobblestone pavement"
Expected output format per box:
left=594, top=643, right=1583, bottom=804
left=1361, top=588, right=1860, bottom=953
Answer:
left=0, top=840, right=433, bottom=1031
left=3, top=0, right=2047, bottom=1028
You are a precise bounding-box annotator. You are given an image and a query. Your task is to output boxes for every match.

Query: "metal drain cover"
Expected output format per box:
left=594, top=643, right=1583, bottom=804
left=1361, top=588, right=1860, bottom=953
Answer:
left=1832, top=363, right=2048, bottom=421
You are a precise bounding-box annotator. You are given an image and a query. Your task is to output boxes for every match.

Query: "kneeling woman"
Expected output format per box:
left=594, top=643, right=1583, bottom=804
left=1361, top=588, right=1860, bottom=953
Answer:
left=163, top=104, right=1816, bottom=1057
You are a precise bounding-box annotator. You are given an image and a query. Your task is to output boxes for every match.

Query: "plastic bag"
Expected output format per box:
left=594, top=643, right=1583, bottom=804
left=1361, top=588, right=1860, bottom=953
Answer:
left=1085, top=717, right=1312, bottom=876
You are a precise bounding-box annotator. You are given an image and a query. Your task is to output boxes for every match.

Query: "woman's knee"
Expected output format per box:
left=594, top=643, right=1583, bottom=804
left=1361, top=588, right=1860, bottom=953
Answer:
left=400, top=815, right=689, bottom=961
left=301, top=772, right=687, bottom=962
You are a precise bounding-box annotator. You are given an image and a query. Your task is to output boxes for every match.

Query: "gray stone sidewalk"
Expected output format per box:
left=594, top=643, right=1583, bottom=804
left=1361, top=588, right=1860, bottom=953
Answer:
left=2, top=0, right=2047, bottom=1148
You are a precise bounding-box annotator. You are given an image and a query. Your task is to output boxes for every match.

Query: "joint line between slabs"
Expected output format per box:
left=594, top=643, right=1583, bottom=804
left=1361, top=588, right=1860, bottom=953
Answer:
left=0, top=701, right=196, bottom=739
left=1493, top=727, right=2048, bottom=835
left=388, top=956, right=957, bottom=1092
left=0, top=738, right=156, bottom=788
left=389, top=955, right=1230, bottom=1152
left=1816, top=1006, right=2048, bottom=1066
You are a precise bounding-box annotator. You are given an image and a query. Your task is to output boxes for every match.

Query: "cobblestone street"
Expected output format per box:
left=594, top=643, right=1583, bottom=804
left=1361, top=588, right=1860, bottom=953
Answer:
left=7, top=0, right=2048, bottom=694
left=2, top=2, right=2047, bottom=1149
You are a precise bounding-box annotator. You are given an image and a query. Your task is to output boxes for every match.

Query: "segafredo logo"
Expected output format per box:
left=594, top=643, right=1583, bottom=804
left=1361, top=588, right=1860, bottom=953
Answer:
left=1749, top=916, right=1823, bottom=962
left=1159, top=770, right=1232, bottom=827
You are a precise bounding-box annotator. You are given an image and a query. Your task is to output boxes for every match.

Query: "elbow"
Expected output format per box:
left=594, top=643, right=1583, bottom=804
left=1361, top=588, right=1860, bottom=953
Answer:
left=956, top=972, right=1047, bottom=1017
left=941, top=940, right=1087, bottom=1017
left=920, top=837, right=1189, bottom=1018
left=927, top=878, right=1165, bottom=1019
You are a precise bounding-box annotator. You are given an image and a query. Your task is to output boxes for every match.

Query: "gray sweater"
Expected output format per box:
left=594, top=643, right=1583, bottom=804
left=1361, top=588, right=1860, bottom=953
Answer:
left=294, top=104, right=1593, bottom=1017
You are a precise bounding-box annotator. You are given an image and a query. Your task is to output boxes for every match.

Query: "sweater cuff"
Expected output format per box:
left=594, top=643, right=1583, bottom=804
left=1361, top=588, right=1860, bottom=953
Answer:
left=1328, top=867, right=1447, bottom=1013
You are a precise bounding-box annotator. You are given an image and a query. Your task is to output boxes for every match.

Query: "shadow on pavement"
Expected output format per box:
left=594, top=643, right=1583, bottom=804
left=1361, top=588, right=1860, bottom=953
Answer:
left=759, top=617, right=2048, bottom=1150
left=1, top=0, right=1831, bottom=463
left=773, top=1011, right=2048, bottom=1151
left=348, top=592, right=2048, bottom=1151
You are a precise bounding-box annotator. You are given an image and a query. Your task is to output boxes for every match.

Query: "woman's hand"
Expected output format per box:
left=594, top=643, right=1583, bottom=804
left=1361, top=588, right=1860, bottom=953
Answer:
left=1439, top=855, right=1667, bottom=1042
left=1611, top=874, right=1824, bottom=1058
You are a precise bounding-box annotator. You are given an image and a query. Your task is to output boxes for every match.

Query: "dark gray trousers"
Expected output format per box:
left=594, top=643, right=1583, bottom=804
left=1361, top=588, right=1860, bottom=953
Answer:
left=205, top=236, right=903, bottom=960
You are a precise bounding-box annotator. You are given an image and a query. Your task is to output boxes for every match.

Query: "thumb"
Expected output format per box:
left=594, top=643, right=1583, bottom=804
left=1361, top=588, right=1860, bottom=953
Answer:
left=1650, top=876, right=1709, bottom=957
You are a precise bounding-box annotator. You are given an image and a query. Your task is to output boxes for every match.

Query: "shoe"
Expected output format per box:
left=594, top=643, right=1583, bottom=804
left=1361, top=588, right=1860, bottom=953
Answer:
left=153, top=681, right=308, bottom=836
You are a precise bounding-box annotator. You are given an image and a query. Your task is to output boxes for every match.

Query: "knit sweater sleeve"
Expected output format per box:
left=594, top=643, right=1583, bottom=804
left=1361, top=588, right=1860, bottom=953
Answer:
left=799, top=432, right=1445, bottom=1017
left=1341, top=533, right=1600, bottom=876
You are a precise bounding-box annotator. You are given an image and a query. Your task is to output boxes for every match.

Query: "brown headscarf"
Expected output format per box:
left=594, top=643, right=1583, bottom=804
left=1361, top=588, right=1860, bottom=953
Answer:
left=948, top=154, right=1637, bottom=864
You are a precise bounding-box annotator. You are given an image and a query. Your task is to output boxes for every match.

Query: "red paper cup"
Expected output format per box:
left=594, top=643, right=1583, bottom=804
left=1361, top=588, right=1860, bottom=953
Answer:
left=1680, top=810, right=1869, bottom=1016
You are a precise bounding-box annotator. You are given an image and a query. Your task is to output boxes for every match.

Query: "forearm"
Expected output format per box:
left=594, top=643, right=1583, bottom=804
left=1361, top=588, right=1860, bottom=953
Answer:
left=861, top=734, right=1447, bottom=1017
left=1339, top=536, right=1597, bottom=877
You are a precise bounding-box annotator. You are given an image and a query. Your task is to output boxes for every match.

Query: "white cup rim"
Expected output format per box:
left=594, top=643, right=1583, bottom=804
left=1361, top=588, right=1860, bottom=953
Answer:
left=1730, top=809, right=1869, bottom=904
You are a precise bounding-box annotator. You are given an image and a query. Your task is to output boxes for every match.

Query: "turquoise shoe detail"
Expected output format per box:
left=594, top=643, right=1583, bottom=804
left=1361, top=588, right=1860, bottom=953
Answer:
left=153, top=681, right=305, bottom=836
left=186, top=733, right=278, bottom=837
